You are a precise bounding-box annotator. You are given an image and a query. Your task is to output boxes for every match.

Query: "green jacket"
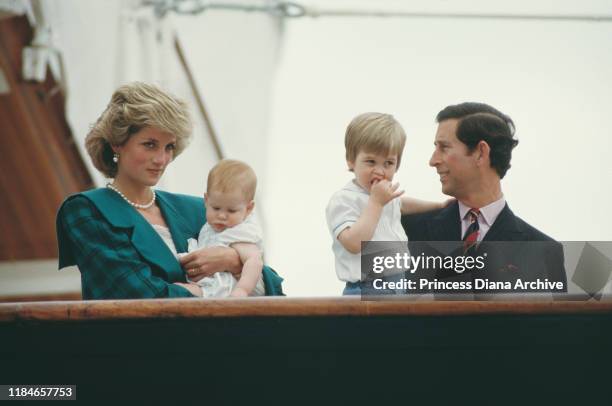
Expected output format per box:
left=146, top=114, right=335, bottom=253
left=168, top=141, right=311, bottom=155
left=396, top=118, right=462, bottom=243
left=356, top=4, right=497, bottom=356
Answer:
left=57, top=188, right=283, bottom=299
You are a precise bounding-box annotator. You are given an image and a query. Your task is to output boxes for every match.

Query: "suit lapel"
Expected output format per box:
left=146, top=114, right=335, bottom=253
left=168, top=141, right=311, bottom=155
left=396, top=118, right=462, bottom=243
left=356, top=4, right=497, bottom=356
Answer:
left=427, top=202, right=462, bottom=241
left=483, top=204, right=525, bottom=241
left=479, top=204, right=532, bottom=281
left=424, top=201, right=527, bottom=242
left=82, top=188, right=182, bottom=276
left=423, top=202, right=463, bottom=256
left=156, top=191, right=193, bottom=254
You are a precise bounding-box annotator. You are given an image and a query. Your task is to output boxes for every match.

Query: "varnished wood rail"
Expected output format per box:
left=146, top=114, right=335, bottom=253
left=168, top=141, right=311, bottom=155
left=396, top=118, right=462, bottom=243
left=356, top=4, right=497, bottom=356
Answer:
left=2, top=297, right=610, bottom=404
left=1, top=296, right=611, bottom=322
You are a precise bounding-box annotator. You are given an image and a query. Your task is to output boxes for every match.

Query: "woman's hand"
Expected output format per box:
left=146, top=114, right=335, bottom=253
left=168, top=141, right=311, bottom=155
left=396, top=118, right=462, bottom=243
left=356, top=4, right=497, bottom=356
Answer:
left=179, top=246, right=242, bottom=282
left=173, top=282, right=202, bottom=297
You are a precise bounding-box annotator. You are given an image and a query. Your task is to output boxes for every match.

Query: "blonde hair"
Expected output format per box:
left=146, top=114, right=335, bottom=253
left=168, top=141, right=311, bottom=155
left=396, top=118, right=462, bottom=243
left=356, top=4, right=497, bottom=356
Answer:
left=207, top=159, right=257, bottom=201
left=345, top=112, right=407, bottom=168
left=85, top=82, right=192, bottom=178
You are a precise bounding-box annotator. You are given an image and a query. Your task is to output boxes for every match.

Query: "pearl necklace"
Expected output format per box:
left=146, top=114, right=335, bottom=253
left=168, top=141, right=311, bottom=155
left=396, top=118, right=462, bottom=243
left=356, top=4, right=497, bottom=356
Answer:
left=107, top=183, right=156, bottom=209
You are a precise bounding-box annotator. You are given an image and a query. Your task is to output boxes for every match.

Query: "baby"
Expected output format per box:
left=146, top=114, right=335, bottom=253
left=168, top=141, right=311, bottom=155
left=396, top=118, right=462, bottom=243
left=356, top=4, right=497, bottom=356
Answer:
left=187, top=159, right=265, bottom=297
left=326, top=112, right=446, bottom=295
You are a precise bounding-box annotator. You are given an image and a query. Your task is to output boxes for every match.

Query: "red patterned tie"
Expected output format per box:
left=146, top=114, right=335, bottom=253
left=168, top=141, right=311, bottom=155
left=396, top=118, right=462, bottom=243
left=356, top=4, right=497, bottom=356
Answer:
left=462, top=208, right=480, bottom=254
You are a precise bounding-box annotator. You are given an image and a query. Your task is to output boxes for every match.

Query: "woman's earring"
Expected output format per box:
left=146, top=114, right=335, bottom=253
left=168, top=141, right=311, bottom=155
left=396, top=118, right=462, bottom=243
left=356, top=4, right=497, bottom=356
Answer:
left=113, top=153, right=119, bottom=163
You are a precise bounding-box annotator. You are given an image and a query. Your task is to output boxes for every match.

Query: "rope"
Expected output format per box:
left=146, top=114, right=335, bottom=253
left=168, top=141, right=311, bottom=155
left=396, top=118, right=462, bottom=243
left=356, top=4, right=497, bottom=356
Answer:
left=140, top=0, right=612, bottom=22
left=301, top=8, right=612, bottom=22
left=142, top=0, right=306, bottom=18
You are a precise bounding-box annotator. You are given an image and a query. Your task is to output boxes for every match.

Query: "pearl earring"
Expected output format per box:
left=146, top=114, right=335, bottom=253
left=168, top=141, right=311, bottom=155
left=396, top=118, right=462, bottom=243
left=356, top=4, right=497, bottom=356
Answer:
left=113, top=153, right=119, bottom=163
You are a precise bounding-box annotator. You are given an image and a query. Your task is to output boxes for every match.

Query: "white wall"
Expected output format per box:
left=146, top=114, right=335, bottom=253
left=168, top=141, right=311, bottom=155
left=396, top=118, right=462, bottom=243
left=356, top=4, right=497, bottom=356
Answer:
left=3, top=0, right=611, bottom=297
left=169, top=9, right=282, bottom=229
left=266, top=4, right=612, bottom=296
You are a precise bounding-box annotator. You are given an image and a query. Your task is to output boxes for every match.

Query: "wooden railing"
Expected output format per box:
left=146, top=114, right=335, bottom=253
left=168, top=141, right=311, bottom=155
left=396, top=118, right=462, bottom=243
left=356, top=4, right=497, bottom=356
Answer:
left=1, top=298, right=610, bottom=404
left=1, top=296, right=611, bottom=321
left=0, top=291, right=81, bottom=303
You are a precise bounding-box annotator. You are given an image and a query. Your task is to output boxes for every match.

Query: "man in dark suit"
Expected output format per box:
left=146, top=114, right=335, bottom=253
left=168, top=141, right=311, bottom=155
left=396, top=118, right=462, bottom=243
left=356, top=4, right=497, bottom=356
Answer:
left=401, top=102, right=567, bottom=294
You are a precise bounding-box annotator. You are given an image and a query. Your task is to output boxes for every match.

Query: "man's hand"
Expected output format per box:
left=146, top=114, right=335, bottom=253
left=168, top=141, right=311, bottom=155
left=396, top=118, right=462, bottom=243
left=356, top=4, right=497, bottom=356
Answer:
left=370, top=179, right=404, bottom=206
left=173, top=282, right=203, bottom=297
left=179, top=246, right=241, bottom=282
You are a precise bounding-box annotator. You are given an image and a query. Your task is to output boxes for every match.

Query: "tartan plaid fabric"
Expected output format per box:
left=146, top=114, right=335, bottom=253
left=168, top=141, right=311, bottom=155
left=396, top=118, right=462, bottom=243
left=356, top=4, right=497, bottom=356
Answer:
left=57, top=195, right=194, bottom=299
left=57, top=189, right=284, bottom=299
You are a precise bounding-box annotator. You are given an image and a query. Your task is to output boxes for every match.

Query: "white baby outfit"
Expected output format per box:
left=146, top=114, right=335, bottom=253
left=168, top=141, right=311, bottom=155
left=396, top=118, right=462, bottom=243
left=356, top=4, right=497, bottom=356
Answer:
left=187, top=214, right=265, bottom=297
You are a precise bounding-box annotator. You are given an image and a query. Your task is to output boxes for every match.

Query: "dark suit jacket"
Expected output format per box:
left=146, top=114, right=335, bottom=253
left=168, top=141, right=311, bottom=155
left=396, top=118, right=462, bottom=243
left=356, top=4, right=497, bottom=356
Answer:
left=401, top=202, right=567, bottom=293
left=57, top=188, right=283, bottom=299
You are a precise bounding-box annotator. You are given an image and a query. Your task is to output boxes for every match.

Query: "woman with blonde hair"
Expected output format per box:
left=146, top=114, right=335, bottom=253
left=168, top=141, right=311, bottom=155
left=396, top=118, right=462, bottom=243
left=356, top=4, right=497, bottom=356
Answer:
left=56, top=82, right=283, bottom=299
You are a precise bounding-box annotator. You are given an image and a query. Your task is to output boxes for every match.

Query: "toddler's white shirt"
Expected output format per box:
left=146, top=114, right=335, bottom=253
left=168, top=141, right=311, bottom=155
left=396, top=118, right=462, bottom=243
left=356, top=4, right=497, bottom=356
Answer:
left=326, top=180, right=409, bottom=282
